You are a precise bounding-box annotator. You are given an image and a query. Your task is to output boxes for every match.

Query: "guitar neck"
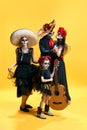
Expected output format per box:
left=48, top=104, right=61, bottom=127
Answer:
left=54, top=68, right=58, bottom=91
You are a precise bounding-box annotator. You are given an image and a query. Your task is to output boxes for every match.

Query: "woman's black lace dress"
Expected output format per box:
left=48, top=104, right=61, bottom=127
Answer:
left=14, top=47, right=38, bottom=97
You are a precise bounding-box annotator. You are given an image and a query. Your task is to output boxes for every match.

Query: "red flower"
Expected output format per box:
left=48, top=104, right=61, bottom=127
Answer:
left=49, top=38, right=54, bottom=48
left=38, top=56, right=51, bottom=65
left=43, top=24, right=51, bottom=31
left=57, top=27, right=67, bottom=37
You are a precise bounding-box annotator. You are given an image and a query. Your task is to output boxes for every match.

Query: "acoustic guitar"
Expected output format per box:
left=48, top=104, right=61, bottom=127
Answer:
left=49, top=59, right=68, bottom=110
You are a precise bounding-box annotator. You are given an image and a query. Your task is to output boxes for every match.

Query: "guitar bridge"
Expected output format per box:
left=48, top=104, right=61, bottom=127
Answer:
left=53, top=101, right=62, bottom=104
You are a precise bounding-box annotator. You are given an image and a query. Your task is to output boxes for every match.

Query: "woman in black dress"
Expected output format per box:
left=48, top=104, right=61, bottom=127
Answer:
left=53, top=27, right=71, bottom=104
left=8, top=29, right=38, bottom=112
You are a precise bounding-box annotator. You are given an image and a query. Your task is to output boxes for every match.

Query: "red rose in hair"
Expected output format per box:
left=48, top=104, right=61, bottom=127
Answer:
left=38, top=56, right=51, bottom=65
left=57, top=27, right=67, bottom=37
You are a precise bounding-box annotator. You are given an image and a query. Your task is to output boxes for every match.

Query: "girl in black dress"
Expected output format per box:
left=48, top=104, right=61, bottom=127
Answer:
left=8, top=29, right=38, bottom=112
left=37, top=56, right=55, bottom=119
left=53, top=27, right=71, bottom=104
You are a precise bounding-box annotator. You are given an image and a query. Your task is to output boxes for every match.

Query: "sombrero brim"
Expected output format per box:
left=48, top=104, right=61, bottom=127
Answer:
left=37, top=20, right=56, bottom=37
left=10, top=28, right=38, bottom=47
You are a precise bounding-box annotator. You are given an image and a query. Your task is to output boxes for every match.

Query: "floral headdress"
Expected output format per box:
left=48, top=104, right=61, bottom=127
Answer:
left=57, top=27, right=67, bottom=37
left=38, top=56, right=51, bottom=65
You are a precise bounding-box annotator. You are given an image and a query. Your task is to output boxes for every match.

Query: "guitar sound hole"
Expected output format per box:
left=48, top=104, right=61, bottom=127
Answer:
left=55, top=91, right=59, bottom=95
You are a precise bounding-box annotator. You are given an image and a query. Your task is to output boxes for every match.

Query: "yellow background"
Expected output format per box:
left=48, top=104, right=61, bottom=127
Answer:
left=0, top=1, right=87, bottom=130
left=0, top=0, right=87, bottom=89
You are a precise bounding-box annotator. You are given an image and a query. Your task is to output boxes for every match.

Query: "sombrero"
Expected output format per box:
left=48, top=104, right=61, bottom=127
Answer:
left=37, top=19, right=56, bottom=37
left=10, top=28, right=38, bottom=47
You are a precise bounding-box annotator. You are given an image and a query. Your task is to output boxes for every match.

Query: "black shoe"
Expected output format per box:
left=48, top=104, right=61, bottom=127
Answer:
left=25, top=104, right=33, bottom=108
left=20, top=106, right=29, bottom=112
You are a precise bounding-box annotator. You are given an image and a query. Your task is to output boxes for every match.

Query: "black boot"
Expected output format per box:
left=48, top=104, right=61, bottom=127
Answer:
left=44, top=105, right=54, bottom=116
left=20, top=106, right=29, bottom=112
left=25, top=104, right=33, bottom=108
left=37, top=107, right=46, bottom=119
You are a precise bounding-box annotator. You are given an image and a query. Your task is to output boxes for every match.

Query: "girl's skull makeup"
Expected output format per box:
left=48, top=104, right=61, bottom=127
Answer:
left=21, top=37, right=28, bottom=45
left=42, top=60, right=50, bottom=69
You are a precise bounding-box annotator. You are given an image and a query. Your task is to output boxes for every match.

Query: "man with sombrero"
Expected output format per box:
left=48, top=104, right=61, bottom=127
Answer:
left=8, top=29, right=39, bottom=112
left=38, top=19, right=56, bottom=72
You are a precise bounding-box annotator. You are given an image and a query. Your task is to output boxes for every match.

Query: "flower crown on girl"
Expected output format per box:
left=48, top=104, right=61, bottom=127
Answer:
left=38, top=56, right=51, bottom=65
